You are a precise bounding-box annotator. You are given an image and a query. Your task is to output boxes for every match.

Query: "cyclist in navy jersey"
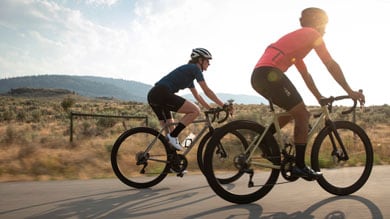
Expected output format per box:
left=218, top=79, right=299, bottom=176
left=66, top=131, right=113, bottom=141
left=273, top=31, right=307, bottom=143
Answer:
left=148, top=48, right=229, bottom=151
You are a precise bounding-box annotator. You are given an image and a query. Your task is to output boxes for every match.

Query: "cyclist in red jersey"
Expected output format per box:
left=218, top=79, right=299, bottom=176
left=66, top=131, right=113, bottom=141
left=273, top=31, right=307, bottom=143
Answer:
left=251, top=7, right=365, bottom=180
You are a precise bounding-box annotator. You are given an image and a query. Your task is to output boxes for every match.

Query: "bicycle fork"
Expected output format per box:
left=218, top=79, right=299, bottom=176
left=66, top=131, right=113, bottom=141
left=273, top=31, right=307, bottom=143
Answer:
left=326, top=119, right=349, bottom=162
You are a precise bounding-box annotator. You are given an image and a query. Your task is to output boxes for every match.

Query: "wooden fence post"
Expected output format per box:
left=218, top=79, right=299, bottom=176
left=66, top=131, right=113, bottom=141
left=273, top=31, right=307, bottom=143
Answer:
left=70, top=112, right=74, bottom=142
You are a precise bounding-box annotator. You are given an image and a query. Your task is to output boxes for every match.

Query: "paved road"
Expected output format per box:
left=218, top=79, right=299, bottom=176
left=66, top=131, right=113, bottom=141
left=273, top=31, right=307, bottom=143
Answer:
left=1, top=165, right=388, bottom=219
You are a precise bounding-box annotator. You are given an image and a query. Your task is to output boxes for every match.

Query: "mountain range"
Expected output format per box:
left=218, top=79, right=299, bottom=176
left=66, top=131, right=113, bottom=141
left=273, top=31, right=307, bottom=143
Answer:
left=0, top=75, right=266, bottom=104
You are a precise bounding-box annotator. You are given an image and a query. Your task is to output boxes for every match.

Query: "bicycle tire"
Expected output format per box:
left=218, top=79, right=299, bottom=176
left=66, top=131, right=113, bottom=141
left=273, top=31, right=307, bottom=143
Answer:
left=111, top=127, right=170, bottom=188
left=204, top=120, right=281, bottom=204
left=311, top=121, right=373, bottom=195
left=197, top=130, right=248, bottom=184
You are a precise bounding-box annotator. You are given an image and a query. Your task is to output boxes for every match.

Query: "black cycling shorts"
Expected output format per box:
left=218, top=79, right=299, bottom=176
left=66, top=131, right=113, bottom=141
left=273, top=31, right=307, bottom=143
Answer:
left=147, top=85, right=186, bottom=121
left=251, top=66, right=302, bottom=110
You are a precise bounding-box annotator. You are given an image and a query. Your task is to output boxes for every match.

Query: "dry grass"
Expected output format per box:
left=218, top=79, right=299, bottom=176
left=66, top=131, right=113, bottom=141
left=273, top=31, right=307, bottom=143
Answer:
left=366, top=124, right=390, bottom=164
left=0, top=96, right=389, bottom=182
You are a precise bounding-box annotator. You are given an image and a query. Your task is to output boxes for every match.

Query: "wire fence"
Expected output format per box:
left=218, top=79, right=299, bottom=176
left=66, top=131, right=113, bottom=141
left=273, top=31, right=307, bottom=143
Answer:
left=69, top=112, right=148, bottom=142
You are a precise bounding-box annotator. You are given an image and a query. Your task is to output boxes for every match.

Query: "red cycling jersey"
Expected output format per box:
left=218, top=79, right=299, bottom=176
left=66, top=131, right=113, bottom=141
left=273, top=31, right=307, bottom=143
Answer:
left=254, top=27, right=333, bottom=73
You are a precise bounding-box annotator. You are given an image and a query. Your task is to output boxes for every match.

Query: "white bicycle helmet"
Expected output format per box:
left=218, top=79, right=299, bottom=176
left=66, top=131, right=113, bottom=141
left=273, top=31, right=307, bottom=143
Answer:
left=191, top=48, right=212, bottom=60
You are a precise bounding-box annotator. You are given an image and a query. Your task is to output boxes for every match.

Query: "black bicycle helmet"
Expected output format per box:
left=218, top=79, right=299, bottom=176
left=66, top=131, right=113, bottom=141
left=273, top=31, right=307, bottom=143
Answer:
left=300, top=7, right=328, bottom=28
left=191, top=48, right=212, bottom=60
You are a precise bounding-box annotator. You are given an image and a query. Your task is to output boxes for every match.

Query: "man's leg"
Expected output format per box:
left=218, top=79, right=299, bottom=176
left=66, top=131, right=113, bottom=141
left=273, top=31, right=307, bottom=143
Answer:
left=288, top=102, right=322, bottom=179
left=288, top=102, right=310, bottom=168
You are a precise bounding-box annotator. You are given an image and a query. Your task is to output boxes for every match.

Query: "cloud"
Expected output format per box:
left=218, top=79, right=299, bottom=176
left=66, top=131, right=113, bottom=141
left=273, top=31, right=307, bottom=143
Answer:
left=1, top=0, right=389, bottom=105
left=85, top=0, right=119, bottom=7
left=1, top=0, right=203, bottom=81
left=0, top=0, right=347, bottom=95
left=1, top=0, right=126, bottom=75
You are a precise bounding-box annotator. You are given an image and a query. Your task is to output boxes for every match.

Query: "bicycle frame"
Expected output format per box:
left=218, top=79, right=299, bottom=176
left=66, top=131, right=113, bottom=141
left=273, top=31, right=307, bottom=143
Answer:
left=144, top=113, right=216, bottom=157
left=201, top=95, right=371, bottom=204
left=246, top=103, right=332, bottom=169
left=168, top=118, right=212, bottom=156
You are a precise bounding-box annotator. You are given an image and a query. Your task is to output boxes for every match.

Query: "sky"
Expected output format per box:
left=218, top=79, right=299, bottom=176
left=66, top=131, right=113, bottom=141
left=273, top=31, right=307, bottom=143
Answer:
left=0, top=0, right=389, bottom=106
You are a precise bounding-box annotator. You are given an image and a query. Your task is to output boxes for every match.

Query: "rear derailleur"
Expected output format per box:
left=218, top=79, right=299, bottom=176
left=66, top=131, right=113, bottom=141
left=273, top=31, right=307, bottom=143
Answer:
left=135, top=151, right=150, bottom=174
left=234, top=153, right=254, bottom=187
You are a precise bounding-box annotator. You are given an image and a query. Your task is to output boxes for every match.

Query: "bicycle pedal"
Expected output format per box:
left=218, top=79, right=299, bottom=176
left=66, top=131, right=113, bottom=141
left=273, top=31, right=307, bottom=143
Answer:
left=176, top=170, right=187, bottom=177
left=170, top=168, right=187, bottom=174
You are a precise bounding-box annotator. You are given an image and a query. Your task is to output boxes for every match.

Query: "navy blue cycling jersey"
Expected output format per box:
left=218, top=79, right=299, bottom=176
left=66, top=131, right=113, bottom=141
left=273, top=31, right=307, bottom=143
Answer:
left=155, top=63, right=205, bottom=93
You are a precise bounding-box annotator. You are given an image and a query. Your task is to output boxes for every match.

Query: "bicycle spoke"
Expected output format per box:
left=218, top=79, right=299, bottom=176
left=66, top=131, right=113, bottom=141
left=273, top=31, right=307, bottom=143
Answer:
left=204, top=120, right=280, bottom=204
left=311, top=121, right=373, bottom=195
left=111, top=127, right=169, bottom=188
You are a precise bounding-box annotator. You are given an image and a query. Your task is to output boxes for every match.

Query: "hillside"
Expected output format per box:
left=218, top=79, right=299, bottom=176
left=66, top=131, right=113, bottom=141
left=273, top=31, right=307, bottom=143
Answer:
left=0, top=75, right=151, bottom=102
left=0, top=75, right=265, bottom=104
left=183, top=93, right=266, bottom=105
left=6, top=87, right=74, bottom=97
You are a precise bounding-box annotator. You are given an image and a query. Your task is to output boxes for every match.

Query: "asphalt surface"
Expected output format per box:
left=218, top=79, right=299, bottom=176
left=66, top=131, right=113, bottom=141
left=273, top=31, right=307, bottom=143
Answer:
left=1, top=165, right=388, bottom=219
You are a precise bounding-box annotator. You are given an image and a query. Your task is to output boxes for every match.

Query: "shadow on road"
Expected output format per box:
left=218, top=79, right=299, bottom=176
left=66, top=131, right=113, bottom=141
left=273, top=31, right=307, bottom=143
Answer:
left=20, top=185, right=212, bottom=219
left=16, top=183, right=382, bottom=219
left=185, top=195, right=383, bottom=219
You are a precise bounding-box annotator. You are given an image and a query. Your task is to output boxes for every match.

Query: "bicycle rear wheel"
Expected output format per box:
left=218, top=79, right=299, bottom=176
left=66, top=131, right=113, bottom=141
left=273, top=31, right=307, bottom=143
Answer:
left=204, top=120, right=281, bottom=204
left=111, top=127, right=170, bottom=188
left=197, top=130, right=248, bottom=184
left=311, top=121, right=373, bottom=195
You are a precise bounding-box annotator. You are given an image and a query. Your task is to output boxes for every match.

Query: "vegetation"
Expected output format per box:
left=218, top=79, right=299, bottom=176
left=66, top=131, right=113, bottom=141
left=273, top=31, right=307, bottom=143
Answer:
left=0, top=94, right=389, bottom=182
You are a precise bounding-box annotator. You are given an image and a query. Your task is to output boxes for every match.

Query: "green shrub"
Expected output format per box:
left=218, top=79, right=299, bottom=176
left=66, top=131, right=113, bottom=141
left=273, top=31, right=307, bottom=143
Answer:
left=31, top=109, right=42, bottom=123
left=2, top=110, right=15, bottom=122
left=97, top=117, right=117, bottom=128
left=3, top=125, right=16, bottom=144
left=61, top=96, right=75, bottom=112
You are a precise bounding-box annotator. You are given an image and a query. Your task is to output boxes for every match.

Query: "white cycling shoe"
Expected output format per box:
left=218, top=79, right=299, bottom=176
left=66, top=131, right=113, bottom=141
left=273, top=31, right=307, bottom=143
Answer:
left=167, top=134, right=183, bottom=151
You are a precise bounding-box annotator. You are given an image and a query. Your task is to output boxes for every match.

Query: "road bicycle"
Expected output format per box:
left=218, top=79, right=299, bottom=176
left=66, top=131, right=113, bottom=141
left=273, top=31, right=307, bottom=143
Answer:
left=203, top=95, right=373, bottom=204
left=110, top=103, right=245, bottom=188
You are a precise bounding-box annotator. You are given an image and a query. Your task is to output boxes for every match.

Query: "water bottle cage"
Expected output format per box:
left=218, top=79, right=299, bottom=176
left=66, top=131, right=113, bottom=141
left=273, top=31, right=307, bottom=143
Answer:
left=183, top=138, right=192, bottom=148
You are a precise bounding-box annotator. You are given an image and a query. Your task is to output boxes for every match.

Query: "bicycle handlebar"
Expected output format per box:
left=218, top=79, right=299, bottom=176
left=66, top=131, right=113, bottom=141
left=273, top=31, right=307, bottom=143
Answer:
left=335, top=96, right=358, bottom=114
left=204, top=102, right=233, bottom=123
left=315, top=95, right=358, bottom=117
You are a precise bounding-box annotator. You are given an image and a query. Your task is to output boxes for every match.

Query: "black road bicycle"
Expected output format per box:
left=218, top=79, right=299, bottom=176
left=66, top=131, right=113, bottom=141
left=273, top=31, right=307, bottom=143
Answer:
left=111, top=103, right=246, bottom=188
left=203, top=95, right=373, bottom=204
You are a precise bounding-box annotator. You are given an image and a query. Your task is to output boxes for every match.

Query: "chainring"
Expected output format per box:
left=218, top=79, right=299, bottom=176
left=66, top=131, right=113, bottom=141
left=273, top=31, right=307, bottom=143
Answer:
left=280, top=157, right=299, bottom=182
left=170, top=154, right=188, bottom=173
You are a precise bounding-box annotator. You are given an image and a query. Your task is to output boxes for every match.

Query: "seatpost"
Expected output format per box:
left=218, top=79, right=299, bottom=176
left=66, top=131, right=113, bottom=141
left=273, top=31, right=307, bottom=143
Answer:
left=161, top=109, right=173, bottom=135
left=269, top=100, right=275, bottom=112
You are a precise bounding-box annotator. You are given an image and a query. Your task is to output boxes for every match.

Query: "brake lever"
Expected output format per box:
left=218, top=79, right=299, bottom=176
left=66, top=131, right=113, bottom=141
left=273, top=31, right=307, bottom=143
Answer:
left=218, top=111, right=229, bottom=123
left=358, top=89, right=365, bottom=112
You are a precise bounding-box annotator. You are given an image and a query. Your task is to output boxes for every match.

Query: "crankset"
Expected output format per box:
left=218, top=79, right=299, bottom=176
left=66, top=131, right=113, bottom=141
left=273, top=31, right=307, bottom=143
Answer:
left=170, top=154, right=188, bottom=177
left=280, top=158, right=299, bottom=182
left=280, top=146, right=299, bottom=182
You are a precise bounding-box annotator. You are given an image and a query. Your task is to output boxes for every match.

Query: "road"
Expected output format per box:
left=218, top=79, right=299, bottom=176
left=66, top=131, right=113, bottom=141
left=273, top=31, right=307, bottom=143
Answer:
left=1, top=165, right=388, bottom=219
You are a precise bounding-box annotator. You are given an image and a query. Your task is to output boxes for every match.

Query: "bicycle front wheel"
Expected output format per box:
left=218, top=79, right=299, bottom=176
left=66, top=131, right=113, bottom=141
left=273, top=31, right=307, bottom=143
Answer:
left=311, top=121, right=373, bottom=195
left=111, top=127, right=170, bottom=188
left=204, top=120, right=281, bottom=204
